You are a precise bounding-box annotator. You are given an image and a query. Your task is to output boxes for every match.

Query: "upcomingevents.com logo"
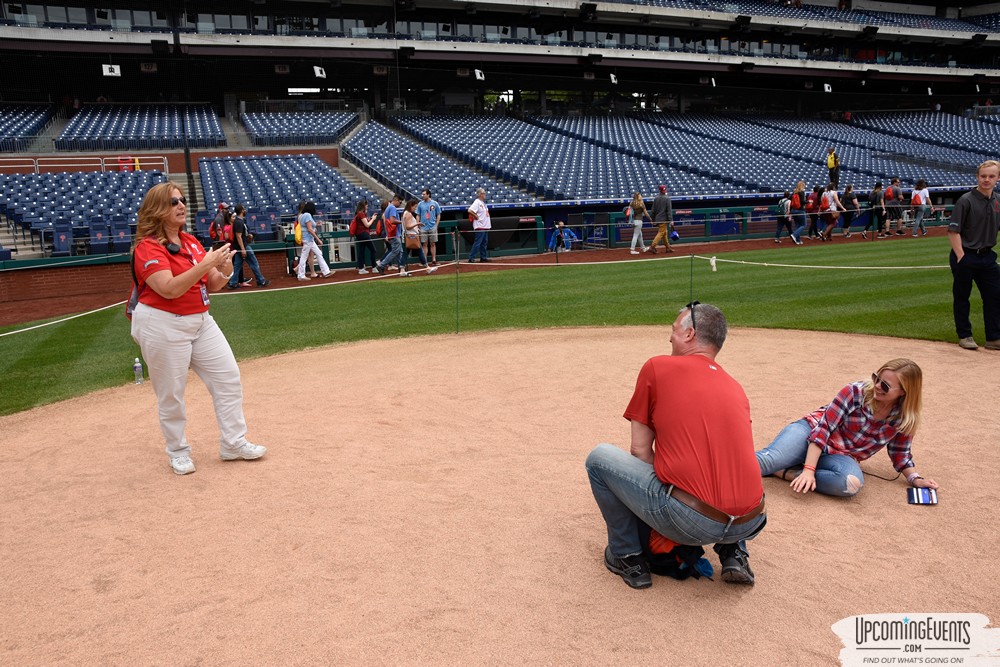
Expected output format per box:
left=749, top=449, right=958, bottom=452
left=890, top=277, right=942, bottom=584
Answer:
left=832, top=613, right=1000, bottom=666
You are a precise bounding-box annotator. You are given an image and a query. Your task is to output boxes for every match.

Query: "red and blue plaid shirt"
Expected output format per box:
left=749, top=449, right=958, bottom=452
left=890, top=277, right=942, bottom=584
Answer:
left=804, top=381, right=914, bottom=472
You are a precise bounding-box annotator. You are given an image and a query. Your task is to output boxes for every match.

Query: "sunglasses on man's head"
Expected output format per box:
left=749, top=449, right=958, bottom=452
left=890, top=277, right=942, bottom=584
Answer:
left=871, top=372, right=894, bottom=393
left=686, top=300, right=701, bottom=329
left=170, top=196, right=187, bottom=207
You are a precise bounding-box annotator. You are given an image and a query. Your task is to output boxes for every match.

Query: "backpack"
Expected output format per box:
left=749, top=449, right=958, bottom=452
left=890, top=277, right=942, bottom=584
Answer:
left=373, top=213, right=384, bottom=237
left=885, top=187, right=895, bottom=201
left=911, top=192, right=922, bottom=206
left=349, top=215, right=358, bottom=236
left=293, top=218, right=302, bottom=245
left=791, top=193, right=801, bottom=209
left=209, top=216, right=233, bottom=242
left=805, top=193, right=818, bottom=212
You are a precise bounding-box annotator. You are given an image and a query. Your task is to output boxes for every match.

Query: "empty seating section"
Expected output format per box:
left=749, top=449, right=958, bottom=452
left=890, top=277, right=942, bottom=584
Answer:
left=198, top=154, right=376, bottom=223
left=851, top=112, right=1000, bottom=159
left=969, top=14, right=1000, bottom=31
left=55, top=104, right=225, bottom=150
left=391, top=115, right=727, bottom=200
left=0, top=170, right=166, bottom=254
left=343, top=121, right=532, bottom=205
left=240, top=111, right=359, bottom=146
left=0, top=104, right=54, bottom=152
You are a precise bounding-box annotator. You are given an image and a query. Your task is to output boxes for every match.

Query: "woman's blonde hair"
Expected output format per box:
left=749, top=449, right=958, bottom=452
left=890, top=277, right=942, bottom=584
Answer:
left=795, top=180, right=805, bottom=192
left=863, top=358, right=922, bottom=436
left=630, top=192, right=646, bottom=213
left=134, top=181, right=185, bottom=249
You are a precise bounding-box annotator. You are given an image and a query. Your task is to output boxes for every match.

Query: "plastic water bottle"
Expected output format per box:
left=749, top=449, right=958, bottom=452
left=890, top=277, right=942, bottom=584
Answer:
left=133, top=358, right=144, bottom=384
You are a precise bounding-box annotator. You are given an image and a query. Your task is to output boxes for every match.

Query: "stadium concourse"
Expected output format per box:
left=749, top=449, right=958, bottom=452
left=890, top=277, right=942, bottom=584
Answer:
left=1, top=325, right=997, bottom=664
left=0, top=226, right=948, bottom=328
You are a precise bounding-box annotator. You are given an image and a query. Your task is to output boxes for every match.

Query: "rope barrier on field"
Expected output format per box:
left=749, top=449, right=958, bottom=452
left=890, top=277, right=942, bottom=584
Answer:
left=690, top=254, right=950, bottom=271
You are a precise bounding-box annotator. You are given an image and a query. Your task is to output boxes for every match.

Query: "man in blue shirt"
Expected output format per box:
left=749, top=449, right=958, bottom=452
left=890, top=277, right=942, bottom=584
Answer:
left=375, top=194, right=404, bottom=273
left=416, top=188, right=442, bottom=266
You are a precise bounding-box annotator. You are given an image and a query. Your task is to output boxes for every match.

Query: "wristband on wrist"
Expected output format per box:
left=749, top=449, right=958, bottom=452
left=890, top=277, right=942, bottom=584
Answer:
left=802, top=464, right=816, bottom=472
left=222, top=271, right=234, bottom=281
left=906, top=472, right=923, bottom=484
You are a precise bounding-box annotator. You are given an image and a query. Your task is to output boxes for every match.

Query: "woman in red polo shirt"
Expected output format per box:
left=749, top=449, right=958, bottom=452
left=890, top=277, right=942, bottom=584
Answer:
left=130, top=182, right=267, bottom=475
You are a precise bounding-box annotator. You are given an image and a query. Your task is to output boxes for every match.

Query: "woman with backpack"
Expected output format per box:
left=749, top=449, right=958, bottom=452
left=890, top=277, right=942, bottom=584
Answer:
left=626, top=191, right=652, bottom=255
left=295, top=201, right=334, bottom=282
left=910, top=179, right=932, bottom=237
left=351, top=199, right=378, bottom=275
left=840, top=184, right=860, bottom=238
left=789, top=180, right=807, bottom=245
left=865, top=182, right=887, bottom=239
left=806, top=185, right=823, bottom=239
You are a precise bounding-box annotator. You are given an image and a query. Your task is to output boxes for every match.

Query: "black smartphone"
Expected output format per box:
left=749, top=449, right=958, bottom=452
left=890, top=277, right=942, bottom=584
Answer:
left=907, top=487, right=938, bottom=505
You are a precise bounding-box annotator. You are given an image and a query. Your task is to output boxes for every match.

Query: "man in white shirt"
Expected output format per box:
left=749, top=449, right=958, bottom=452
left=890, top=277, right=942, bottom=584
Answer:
left=467, top=187, right=492, bottom=263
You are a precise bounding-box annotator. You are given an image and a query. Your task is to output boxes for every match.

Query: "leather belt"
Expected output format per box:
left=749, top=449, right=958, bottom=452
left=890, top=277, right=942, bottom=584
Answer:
left=963, top=246, right=994, bottom=255
left=667, top=485, right=766, bottom=526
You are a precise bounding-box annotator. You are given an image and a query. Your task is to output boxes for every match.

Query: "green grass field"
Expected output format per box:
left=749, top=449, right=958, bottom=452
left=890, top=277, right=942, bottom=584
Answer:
left=0, top=236, right=975, bottom=416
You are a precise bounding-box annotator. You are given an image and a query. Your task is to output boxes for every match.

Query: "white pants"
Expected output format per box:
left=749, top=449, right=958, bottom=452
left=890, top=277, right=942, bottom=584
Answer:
left=296, top=240, right=330, bottom=278
left=131, top=303, right=248, bottom=459
left=630, top=224, right=646, bottom=251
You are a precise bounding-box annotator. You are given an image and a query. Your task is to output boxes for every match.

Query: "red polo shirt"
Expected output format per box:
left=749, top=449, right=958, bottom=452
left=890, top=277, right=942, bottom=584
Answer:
left=133, top=232, right=210, bottom=315
left=623, top=354, right=763, bottom=517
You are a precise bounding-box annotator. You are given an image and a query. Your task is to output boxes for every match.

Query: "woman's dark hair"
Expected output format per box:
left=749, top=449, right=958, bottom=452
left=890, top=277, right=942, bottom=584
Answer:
left=405, top=198, right=418, bottom=212
left=354, top=199, right=368, bottom=214
left=303, top=201, right=317, bottom=216
left=915, top=178, right=927, bottom=190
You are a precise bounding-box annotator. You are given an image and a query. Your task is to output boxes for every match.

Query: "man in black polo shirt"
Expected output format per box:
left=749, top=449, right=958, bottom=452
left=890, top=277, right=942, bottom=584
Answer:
left=948, top=160, right=1000, bottom=350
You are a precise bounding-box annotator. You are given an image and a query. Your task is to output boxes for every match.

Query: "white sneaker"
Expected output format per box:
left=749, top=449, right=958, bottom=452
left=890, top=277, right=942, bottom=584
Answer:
left=358, top=268, right=369, bottom=275
left=399, top=270, right=410, bottom=277
left=220, top=442, right=267, bottom=461
left=375, top=260, right=383, bottom=270
left=297, top=276, right=311, bottom=281
left=170, top=456, right=196, bottom=475
left=321, top=271, right=335, bottom=278
left=427, top=266, right=438, bottom=274
left=629, top=250, right=640, bottom=255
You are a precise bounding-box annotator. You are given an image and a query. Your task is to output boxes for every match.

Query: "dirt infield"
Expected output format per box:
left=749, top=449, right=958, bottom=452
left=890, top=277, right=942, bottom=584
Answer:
left=1, top=324, right=996, bottom=665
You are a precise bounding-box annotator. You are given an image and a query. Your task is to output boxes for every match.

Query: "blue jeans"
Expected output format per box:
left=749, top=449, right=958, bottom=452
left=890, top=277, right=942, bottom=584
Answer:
left=229, top=247, right=266, bottom=287
left=755, top=419, right=864, bottom=497
left=379, top=236, right=403, bottom=268
left=791, top=210, right=807, bottom=240
left=468, top=229, right=489, bottom=260
left=585, top=443, right=765, bottom=558
left=912, top=205, right=929, bottom=235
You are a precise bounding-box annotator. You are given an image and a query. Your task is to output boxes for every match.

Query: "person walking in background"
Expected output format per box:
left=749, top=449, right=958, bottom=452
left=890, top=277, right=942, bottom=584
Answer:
left=401, top=197, right=437, bottom=277
left=867, top=181, right=887, bottom=239
left=757, top=359, right=936, bottom=498
left=819, top=183, right=847, bottom=241
left=947, top=160, right=1000, bottom=351
left=547, top=220, right=580, bottom=252
left=790, top=180, right=807, bottom=245
left=228, top=204, right=269, bottom=289
left=827, top=147, right=840, bottom=188
left=585, top=303, right=766, bottom=589
left=646, top=184, right=674, bottom=253
left=295, top=201, right=334, bottom=282
left=375, top=195, right=405, bottom=274
left=885, top=177, right=905, bottom=235
left=626, top=191, right=651, bottom=255
left=129, top=182, right=266, bottom=476
left=806, top=185, right=823, bottom=239
left=467, top=187, right=491, bottom=263
left=840, top=184, right=859, bottom=238
left=351, top=199, right=378, bottom=275
left=910, top=179, right=932, bottom=237
left=417, top=188, right=442, bottom=266
left=774, top=191, right=794, bottom=244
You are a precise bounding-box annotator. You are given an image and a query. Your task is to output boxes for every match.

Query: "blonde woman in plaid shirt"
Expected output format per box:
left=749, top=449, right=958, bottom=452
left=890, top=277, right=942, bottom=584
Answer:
left=755, top=358, right=939, bottom=497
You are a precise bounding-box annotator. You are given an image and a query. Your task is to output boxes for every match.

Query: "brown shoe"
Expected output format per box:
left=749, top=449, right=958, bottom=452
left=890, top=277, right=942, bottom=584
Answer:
left=985, top=340, right=1000, bottom=351
left=649, top=246, right=657, bottom=254
left=958, top=337, right=979, bottom=350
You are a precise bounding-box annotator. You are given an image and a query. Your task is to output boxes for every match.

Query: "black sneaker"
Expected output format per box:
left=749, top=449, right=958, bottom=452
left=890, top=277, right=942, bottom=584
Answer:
left=604, top=546, right=652, bottom=589
left=257, top=280, right=271, bottom=287
left=480, top=258, right=492, bottom=263
left=714, top=543, right=755, bottom=585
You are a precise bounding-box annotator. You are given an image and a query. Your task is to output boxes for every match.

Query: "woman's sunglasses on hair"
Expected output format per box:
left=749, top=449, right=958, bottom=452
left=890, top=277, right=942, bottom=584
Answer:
left=170, top=196, right=187, bottom=207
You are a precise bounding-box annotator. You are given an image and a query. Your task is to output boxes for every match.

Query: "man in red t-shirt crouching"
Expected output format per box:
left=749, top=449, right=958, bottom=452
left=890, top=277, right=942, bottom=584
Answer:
left=585, top=302, right=766, bottom=588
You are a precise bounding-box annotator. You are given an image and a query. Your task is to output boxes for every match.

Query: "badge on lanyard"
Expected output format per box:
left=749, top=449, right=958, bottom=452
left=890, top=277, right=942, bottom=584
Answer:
left=200, top=284, right=210, bottom=306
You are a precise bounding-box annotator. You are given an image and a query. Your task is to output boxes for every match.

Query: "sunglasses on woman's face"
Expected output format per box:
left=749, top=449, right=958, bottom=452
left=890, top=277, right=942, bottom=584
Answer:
left=170, top=196, right=187, bottom=207
left=871, top=372, right=894, bottom=393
